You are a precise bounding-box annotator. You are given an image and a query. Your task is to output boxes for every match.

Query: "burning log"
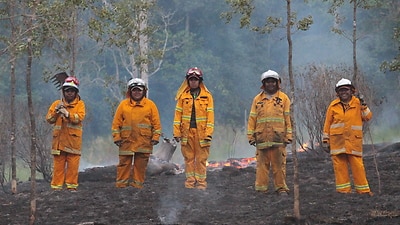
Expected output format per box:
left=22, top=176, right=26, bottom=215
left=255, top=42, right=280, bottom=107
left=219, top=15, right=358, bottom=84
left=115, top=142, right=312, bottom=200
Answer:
left=146, top=137, right=181, bottom=176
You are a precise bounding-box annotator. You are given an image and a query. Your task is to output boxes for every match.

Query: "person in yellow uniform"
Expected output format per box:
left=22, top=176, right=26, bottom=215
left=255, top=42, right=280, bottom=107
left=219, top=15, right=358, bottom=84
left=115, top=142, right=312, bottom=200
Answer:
left=173, top=67, right=214, bottom=190
left=112, top=78, right=162, bottom=189
left=322, top=78, right=373, bottom=195
left=46, top=76, right=85, bottom=192
left=247, top=70, right=292, bottom=196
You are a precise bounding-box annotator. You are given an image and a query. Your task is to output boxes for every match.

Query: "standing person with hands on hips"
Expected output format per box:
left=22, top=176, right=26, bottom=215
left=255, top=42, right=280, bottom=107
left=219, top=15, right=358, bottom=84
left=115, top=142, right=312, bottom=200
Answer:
left=247, top=70, right=292, bottom=196
left=322, top=78, right=373, bottom=195
left=46, top=76, right=85, bottom=192
left=173, top=67, right=214, bottom=190
left=112, top=78, right=162, bottom=189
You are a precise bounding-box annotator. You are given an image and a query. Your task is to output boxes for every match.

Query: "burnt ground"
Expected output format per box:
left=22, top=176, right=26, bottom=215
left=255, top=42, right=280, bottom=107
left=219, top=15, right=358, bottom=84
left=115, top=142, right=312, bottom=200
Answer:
left=1, top=142, right=400, bottom=225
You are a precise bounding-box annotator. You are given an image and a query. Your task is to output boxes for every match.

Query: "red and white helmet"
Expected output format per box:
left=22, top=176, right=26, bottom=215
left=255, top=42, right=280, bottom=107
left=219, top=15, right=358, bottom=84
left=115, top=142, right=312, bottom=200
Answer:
left=186, top=67, right=203, bottom=80
left=62, top=76, right=80, bottom=92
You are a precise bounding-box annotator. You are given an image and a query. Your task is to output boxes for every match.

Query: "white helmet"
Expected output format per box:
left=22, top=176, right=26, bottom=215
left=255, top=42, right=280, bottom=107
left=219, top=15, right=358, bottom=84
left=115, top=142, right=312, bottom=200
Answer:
left=127, top=78, right=147, bottom=91
left=261, top=70, right=280, bottom=82
left=335, top=78, right=354, bottom=92
left=335, top=78, right=352, bottom=87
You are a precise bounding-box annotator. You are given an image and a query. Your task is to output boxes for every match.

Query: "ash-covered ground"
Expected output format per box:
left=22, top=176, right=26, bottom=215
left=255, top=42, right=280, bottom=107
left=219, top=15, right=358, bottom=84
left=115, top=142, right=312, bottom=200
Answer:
left=1, top=142, right=400, bottom=225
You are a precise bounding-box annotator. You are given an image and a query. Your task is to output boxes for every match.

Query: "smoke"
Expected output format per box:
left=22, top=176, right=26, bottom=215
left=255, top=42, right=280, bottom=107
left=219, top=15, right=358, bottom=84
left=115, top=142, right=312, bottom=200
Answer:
left=157, top=199, right=183, bottom=224
left=79, top=159, right=117, bottom=172
left=369, top=93, right=400, bottom=143
left=156, top=177, right=183, bottom=224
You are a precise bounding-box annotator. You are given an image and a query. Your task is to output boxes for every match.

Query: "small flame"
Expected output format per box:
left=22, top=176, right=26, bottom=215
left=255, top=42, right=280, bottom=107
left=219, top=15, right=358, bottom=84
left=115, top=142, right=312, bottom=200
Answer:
left=297, top=143, right=308, bottom=152
left=207, top=157, right=256, bottom=169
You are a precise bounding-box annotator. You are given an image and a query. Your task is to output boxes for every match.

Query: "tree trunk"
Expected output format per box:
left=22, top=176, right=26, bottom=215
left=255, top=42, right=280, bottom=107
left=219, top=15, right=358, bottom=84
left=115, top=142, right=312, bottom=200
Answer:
left=352, top=0, right=358, bottom=83
left=25, top=3, right=38, bottom=223
left=286, top=0, right=301, bottom=221
left=70, top=9, right=77, bottom=76
left=139, top=0, right=150, bottom=85
left=26, top=37, right=37, bottom=225
left=9, top=0, right=17, bottom=195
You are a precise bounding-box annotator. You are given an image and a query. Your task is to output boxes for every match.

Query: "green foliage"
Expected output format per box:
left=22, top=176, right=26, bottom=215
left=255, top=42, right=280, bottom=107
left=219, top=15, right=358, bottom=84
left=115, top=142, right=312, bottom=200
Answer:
left=222, top=0, right=254, bottom=28
left=297, top=15, right=313, bottom=31
left=381, top=25, right=400, bottom=72
left=223, top=0, right=313, bottom=34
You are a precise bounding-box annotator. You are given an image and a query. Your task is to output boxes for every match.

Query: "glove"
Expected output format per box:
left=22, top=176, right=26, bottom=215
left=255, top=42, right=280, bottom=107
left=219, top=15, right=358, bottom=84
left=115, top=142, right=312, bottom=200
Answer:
left=174, top=137, right=181, bottom=143
left=358, top=94, right=367, bottom=106
left=151, top=140, right=159, bottom=145
left=55, top=102, right=64, bottom=111
left=58, top=107, right=69, bottom=118
left=204, top=136, right=212, bottom=142
left=114, top=140, right=123, bottom=147
left=249, top=140, right=256, bottom=146
left=322, top=142, right=330, bottom=153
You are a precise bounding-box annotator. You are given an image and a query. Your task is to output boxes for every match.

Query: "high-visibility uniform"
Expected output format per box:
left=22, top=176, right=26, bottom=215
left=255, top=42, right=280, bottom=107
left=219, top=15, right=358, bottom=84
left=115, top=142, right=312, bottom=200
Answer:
left=323, top=96, right=372, bottom=193
left=112, top=97, right=161, bottom=188
left=173, top=82, right=214, bottom=189
left=247, top=90, right=292, bottom=192
left=46, top=96, right=85, bottom=190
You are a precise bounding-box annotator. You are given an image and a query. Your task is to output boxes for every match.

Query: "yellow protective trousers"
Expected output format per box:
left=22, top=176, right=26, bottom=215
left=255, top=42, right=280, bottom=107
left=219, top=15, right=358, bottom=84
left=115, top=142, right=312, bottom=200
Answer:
left=181, top=128, right=210, bottom=188
left=332, top=154, right=371, bottom=193
left=116, top=153, right=150, bottom=188
left=255, top=146, right=289, bottom=192
left=51, top=151, right=80, bottom=190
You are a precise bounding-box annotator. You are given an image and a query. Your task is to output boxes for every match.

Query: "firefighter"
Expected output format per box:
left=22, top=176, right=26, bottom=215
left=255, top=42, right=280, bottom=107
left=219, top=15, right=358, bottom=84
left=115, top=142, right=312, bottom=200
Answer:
left=173, top=67, right=214, bottom=190
left=322, top=78, right=373, bottom=195
left=247, top=70, right=292, bottom=196
left=112, top=78, right=162, bottom=188
left=46, top=76, right=85, bottom=191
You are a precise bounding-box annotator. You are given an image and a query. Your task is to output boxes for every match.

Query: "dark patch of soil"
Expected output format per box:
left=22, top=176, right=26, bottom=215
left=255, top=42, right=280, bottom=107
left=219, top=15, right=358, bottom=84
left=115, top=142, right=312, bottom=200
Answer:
left=1, top=143, right=400, bottom=225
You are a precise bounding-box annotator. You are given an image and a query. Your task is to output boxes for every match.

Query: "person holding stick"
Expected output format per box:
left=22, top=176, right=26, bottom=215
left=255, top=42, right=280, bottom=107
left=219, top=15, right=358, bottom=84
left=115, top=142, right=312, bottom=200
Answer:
left=322, top=78, right=373, bottom=195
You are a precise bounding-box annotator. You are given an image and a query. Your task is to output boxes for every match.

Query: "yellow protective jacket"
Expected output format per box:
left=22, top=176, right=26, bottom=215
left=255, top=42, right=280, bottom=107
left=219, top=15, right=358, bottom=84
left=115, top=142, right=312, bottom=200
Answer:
left=247, top=90, right=292, bottom=150
left=46, top=96, right=85, bottom=155
left=323, top=96, right=372, bottom=156
left=112, top=97, right=162, bottom=155
left=173, top=82, right=214, bottom=147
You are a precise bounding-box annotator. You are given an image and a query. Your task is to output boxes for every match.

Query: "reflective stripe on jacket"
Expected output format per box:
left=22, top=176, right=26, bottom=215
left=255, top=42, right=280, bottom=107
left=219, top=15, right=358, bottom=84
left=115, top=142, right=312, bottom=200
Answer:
left=46, top=96, right=85, bottom=155
left=323, top=96, right=372, bottom=156
left=112, top=97, right=161, bottom=154
left=247, top=90, right=292, bottom=150
left=173, top=84, right=214, bottom=147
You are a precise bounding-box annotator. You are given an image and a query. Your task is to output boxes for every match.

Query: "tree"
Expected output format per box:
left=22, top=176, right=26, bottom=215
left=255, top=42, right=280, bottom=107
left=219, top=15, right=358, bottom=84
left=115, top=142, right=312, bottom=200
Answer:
left=0, top=0, right=22, bottom=195
left=222, top=0, right=313, bottom=221
left=88, top=0, right=176, bottom=102
left=324, top=0, right=380, bottom=85
left=22, top=1, right=43, bottom=222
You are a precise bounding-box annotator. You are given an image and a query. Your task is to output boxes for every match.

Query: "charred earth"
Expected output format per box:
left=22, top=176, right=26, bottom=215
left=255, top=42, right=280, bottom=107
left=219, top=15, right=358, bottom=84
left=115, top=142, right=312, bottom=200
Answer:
left=1, top=142, right=400, bottom=225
